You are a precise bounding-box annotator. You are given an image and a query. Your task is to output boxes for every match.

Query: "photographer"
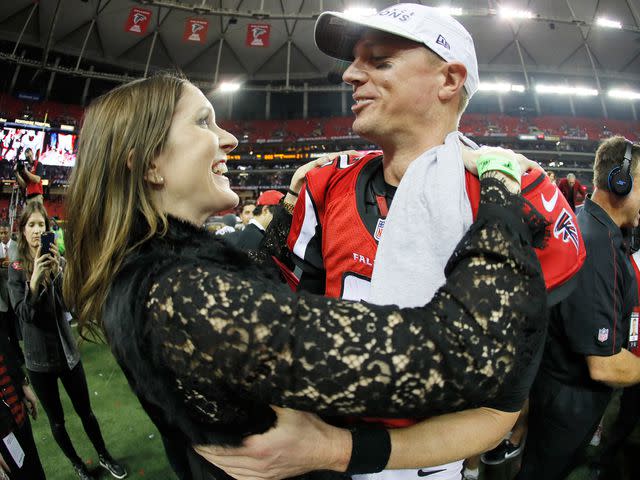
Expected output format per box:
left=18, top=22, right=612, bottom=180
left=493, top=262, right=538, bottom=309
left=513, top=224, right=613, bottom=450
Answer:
left=14, top=148, right=44, bottom=205
left=8, top=203, right=126, bottom=480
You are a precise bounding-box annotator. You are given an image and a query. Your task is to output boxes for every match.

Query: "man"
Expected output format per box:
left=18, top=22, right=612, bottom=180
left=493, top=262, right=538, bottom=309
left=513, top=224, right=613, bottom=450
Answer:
left=197, top=5, right=583, bottom=480
left=558, top=172, right=587, bottom=211
left=0, top=225, right=12, bottom=268
left=239, top=201, right=256, bottom=229
left=14, top=148, right=44, bottom=205
left=518, top=137, right=640, bottom=480
left=235, top=190, right=283, bottom=250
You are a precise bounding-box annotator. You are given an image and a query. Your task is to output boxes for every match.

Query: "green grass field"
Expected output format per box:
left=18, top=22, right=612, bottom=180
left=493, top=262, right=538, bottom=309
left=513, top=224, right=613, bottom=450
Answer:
left=30, top=339, right=177, bottom=479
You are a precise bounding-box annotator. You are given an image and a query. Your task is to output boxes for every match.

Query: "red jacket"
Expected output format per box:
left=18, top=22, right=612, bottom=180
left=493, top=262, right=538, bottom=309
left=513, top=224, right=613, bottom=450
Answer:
left=557, top=178, right=587, bottom=210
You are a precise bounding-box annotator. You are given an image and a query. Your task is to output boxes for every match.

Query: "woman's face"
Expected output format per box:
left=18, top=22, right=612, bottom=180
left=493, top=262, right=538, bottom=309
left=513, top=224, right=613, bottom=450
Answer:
left=23, top=212, right=46, bottom=252
left=151, top=83, right=239, bottom=224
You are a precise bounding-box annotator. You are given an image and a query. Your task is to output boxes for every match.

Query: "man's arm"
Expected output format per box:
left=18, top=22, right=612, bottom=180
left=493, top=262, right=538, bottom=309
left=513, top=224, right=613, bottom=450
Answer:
left=194, top=407, right=518, bottom=480
left=587, top=349, right=640, bottom=388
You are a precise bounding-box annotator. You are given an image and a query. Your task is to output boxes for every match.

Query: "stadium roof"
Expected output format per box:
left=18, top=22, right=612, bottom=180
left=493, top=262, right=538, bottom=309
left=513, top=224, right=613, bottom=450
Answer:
left=0, top=0, right=638, bottom=94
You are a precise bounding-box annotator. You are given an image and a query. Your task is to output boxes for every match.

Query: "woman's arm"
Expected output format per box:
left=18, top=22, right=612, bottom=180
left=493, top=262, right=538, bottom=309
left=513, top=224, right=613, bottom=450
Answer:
left=148, top=179, right=546, bottom=418
left=7, top=264, right=42, bottom=325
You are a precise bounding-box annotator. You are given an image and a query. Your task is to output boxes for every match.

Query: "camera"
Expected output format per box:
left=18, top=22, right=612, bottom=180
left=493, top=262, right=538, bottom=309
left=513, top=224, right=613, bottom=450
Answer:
left=14, top=160, right=25, bottom=173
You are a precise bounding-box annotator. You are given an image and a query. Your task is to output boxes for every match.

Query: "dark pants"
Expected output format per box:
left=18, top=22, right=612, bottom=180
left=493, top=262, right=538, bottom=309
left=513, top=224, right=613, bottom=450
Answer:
left=28, top=361, right=107, bottom=466
left=0, top=417, right=46, bottom=479
left=595, top=383, right=640, bottom=474
left=517, top=374, right=611, bottom=480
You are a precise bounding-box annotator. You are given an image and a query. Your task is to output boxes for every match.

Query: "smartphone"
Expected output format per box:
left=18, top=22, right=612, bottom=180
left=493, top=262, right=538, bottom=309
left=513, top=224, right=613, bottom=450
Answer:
left=40, top=231, right=56, bottom=255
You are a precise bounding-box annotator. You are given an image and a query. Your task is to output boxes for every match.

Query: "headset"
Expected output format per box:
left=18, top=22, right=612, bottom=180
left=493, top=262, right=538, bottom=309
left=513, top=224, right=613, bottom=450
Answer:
left=607, top=140, right=635, bottom=196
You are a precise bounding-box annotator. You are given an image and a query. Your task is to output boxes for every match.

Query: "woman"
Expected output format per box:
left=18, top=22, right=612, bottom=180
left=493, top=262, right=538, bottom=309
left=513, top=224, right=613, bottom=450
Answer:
left=8, top=203, right=127, bottom=480
left=63, top=75, right=546, bottom=479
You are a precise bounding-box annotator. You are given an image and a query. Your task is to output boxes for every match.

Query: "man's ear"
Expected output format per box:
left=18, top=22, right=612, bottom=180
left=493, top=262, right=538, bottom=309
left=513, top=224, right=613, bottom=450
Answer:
left=438, top=61, right=467, bottom=102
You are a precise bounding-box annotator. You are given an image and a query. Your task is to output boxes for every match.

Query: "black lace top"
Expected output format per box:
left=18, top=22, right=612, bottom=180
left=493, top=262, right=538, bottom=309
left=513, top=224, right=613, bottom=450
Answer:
left=103, top=178, right=546, bottom=448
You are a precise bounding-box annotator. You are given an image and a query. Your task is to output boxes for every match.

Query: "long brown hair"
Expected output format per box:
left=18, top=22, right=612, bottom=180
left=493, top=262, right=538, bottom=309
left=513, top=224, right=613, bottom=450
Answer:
left=17, top=202, right=51, bottom=277
left=63, top=74, right=188, bottom=338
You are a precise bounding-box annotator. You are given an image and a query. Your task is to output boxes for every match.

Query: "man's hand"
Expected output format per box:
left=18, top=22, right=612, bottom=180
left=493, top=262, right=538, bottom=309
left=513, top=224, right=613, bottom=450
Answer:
left=194, top=406, right=351, bottom=480
left=22, top=384, right=38, bottom=420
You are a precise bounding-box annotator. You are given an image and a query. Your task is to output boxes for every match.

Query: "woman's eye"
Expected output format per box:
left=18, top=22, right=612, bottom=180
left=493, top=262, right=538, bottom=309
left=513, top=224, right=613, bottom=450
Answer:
left=198, top=117, right=210, bottom=128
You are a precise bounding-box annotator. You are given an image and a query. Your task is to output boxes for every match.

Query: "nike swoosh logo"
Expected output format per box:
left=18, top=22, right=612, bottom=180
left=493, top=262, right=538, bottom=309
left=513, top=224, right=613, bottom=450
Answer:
left=417, top=469, right=446, bottom=477
left=541, top=189, right=559, bottom=212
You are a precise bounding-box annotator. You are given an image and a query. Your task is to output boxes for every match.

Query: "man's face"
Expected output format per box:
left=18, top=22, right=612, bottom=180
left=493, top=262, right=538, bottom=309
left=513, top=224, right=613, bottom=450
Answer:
left=342, top=31, right=445, bottom=144
left=25, top=150, right=33, bottom=162
left=240, top=205, right=255, bottom=225
left=0, top=227, right=9, bottom=244
left=567, top=177, right=575, bottom=187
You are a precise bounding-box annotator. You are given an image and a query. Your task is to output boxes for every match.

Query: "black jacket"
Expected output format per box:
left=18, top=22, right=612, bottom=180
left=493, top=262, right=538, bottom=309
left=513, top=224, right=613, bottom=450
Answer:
left=234, top=222, right=265, bottom=251
left=8, top=260, right=79, bottom=373
left=102, top=181, right=545, bottom=478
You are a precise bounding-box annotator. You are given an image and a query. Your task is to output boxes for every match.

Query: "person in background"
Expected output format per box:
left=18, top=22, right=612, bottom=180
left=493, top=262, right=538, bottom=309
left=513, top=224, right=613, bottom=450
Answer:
left=14, top=148, right=44, bottom=206
left=518, top=137, right=640, bottom=480
left=8, top=203, right=127, bottom=480
left=0, top=320, right=45, bottom=480
left=235, top=190, right=284, bottom=251
left=239, top=201, right=256, bottom=229
left=558, top=173, right=587, bottom=211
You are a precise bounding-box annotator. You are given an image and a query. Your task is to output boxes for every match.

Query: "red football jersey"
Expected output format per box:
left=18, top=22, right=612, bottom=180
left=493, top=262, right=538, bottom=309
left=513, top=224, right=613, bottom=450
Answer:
left=287, top=151, right=587, bottom=428
left=288, top=152, right=586, bottom=300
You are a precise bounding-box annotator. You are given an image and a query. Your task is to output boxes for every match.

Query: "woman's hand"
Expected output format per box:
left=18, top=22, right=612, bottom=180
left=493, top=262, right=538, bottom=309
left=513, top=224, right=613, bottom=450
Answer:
left=288, top=151, right=360, bottom=198
left=29, top=250, right=53, bottom=293
left=48, top=242, right=61, bottom=276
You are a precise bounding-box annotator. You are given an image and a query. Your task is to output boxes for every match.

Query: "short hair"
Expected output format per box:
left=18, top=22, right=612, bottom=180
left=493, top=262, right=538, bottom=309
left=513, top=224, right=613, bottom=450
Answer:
left=242, top=201, right=256, bottom=209
left=593, top=136, right=640, bottom=191
left=566, top=173, right=576, bottom=181
left=253, top=205, right=276, bottom=217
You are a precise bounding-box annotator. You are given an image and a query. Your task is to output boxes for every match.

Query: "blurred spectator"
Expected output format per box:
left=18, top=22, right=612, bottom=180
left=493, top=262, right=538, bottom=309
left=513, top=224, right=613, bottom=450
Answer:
left=234, top=190, right=283, bottom=251
left=558, top=173, right=587, bottom=211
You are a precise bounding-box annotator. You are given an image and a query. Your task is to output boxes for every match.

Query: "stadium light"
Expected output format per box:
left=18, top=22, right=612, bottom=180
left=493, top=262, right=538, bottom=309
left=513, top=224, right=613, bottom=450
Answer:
left=343, top=7, right=377, bottom=17
left=535, top=84, right=598, bottom=96
left=596, top=17, right=622, bottom=29
left=437, top=6, right=463, bottom=16
left=499, top=7, right=533, bottom=19
left=218, top=82, right=241, bottom=93
left=609, top=89, right=640, bottom=100
left=478, top=82, right=526, bottom=93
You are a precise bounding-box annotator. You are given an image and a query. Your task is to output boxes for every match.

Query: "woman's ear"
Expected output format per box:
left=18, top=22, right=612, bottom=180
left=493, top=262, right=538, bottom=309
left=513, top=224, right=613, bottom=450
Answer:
left=128, top=150, right=165, bottom=186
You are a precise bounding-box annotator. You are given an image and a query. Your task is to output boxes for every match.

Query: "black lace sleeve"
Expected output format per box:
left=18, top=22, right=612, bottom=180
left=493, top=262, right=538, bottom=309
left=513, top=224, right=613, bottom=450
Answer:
left=246, top=205, right=294, bottom=269
left=146, top=179, right=546, bottom=419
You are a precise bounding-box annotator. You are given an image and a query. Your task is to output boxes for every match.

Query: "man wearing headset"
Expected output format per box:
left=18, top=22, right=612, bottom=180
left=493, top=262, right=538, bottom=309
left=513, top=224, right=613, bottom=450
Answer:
left=518, top=136, right=640, bottom=480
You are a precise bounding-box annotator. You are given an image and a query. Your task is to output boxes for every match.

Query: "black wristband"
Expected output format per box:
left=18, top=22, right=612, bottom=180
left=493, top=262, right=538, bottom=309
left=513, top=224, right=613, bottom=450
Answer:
left=286, top=188, right=299, bottom=197
left=346, top=426, right=391, bottom=475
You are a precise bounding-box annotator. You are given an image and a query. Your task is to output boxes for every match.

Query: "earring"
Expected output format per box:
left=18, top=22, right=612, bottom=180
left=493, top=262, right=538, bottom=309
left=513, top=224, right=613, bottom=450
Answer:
left=155, top=175, right=164, bottom=184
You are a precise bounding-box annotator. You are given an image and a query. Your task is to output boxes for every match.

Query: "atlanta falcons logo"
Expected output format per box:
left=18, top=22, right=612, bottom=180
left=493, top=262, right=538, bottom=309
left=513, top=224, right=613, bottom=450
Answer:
left=133, top=13, right=148, bottom=25
left=191, top=23, right=205, bottom=34
left=554, top=208, right=579, bottom=253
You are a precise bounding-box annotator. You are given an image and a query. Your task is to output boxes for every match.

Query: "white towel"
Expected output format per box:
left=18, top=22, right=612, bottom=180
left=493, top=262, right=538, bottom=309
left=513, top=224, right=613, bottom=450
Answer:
left=369, top=131, right=477, bottom=308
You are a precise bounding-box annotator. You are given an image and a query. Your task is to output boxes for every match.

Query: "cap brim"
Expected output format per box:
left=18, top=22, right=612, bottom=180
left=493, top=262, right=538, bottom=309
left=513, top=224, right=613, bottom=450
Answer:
left=314, top=11, right=422, bottom=61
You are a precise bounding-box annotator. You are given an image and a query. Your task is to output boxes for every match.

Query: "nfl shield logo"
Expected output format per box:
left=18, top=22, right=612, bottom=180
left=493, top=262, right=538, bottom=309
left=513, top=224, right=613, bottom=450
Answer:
left=374, top=218, right=385, bottom=242
left=597, top=328, right=609, bottom=343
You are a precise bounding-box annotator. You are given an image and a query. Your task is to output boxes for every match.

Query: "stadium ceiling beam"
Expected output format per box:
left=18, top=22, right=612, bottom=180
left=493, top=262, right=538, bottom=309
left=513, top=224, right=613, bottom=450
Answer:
left=41, top=0, right=63, bottom=66
left=626, top=0, right=640, bottom=28
left=10, top=1, right=38, bottom=57
left=565, top=0, right=608, bottom=118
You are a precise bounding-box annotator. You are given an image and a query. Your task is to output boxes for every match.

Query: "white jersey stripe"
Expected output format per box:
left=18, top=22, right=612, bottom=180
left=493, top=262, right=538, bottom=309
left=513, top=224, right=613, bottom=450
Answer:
left=292, top=185, right=319, bottom=261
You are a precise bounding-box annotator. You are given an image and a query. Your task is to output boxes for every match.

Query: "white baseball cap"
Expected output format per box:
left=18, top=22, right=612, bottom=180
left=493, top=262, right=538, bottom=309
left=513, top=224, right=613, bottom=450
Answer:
left=314, top=3, right=479, bottom=98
